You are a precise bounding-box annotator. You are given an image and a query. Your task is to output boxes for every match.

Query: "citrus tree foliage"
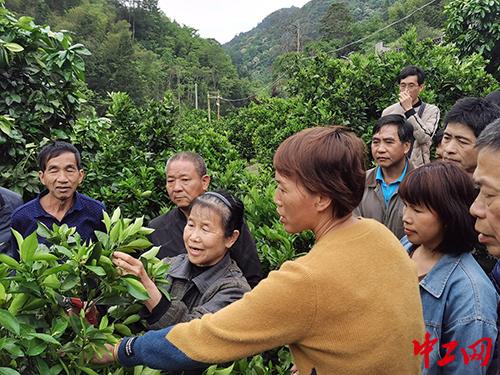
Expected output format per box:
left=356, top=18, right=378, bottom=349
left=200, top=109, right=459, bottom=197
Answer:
left=274, top=30, right=497, bottom=141
left=0, top=208, right=168, bottom=374
left=0, top=2, right=89, bottom=196
left=445, top=0, right=500, bottom=77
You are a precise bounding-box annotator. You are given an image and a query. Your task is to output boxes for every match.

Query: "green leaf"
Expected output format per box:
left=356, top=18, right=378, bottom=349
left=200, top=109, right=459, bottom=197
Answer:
left=122, top=314, right=141, bottom=325
left=0, top=309, right=20, bottom=335
left=27, top=333, right=61, bottom=345
left=26, top=339, right=47, bottom=356
left=20, top=231, right=38, bottom=263
left=0, top=338, right=23, bottom=357
left=123, top=277, right=149, bottom=301
left=3, top=42, right=24, bottom=52
left=120, top=238, right=151, bottom=250
left=78, top=367, right=100, bottom=375
left=0, top=367, right=21, bottom=375
left=0, top=284, right=5, bottom=302
left=114, top=323, right=132, bottom=336
left=99, top=314, right=109, bottom=330
left=42, top=274, right=61, bottom=289
left=7, top=293, right=28, bottom=315
left=0, top=253, right=20, bottom=270
left=60, top=274, right=79, bottom=292
left=36, top=222, right=53, bottom=239
left=85, top=265, right=106, bottom=276
left=140, top=246, right=160, bottom=260
left=33, top=252, right=58, bottom=262
left=0, top=116, right=12, bottom=136
left=51, top=318, right=68, bottom=337
left=102, top=211, right=111, bottom=232
left=111, top=207, right=121, bottom=224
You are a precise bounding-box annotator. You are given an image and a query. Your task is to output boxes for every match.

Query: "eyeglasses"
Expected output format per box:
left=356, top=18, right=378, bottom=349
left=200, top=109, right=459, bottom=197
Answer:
left=399, top=83, right=419, bottom=90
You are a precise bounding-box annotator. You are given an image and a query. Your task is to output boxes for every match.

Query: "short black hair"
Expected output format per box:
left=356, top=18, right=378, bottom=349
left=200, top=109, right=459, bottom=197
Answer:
left=432, top=127, right=444, bottom=148
left=374, top=115, right=415, bottom=144
left=397, top=65, right=425, bottom=85
left=476, top=118, right=500, bottom=152
left=399, top=161, right=477, bottom=256
left=192, top=190, right=244, bottom=238
left=444, top=97, right=500, bottom=138
left=37, top=141, right=82, bottom=171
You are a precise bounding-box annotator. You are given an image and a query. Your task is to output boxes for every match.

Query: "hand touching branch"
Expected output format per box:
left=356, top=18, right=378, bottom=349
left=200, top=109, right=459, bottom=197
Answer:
left=112, top=251, right=162, bottom=312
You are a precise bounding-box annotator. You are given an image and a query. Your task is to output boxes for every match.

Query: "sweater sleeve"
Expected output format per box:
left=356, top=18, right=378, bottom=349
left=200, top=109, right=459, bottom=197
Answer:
left=117, top=260, right=317, bottom=370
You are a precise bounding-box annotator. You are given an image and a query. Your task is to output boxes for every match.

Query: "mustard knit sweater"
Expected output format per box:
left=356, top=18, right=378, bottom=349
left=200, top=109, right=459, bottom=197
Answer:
left=118, top=218, right=425, bottom=374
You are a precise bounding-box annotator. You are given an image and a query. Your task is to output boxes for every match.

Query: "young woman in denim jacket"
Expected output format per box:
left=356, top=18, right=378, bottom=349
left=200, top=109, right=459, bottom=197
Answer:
left=400, top=161, right=498, bottom=374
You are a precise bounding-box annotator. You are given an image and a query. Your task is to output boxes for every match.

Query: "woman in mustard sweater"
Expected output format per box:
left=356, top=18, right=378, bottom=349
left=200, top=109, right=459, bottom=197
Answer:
left=94, top=126, right=425, bottom=374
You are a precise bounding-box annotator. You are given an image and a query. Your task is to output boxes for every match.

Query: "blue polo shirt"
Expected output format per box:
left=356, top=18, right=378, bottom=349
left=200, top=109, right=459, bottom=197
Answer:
left=375, top=162, right=408, bottom=206
left=5, top=191, right=106, bottom=260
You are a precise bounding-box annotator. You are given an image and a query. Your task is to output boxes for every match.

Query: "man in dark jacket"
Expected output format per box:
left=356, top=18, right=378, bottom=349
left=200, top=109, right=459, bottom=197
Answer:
left=149, top=152, right=262, bottom=288
left=0, top=187, right=23, bottom=254
left=355, top=115, right=414, bottom=240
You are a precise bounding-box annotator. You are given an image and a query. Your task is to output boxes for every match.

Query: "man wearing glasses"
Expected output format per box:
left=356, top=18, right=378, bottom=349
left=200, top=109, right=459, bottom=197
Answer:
left=382, top=65, right=440, bottom=167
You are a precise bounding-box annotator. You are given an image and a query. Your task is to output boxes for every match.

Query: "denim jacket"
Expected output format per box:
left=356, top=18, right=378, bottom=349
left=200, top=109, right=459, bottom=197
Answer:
left=402, top=237, right=499, bottom=374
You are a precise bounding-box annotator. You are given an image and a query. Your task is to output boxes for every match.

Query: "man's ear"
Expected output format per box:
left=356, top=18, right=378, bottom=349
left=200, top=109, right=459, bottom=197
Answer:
left=403, top=141, right=412, bottom=156
left=202, top=175, right=211, bottom=191
left=78, top=169, right=85, bottom=185
left=418, top=83, right=425, bottom=95
left=224, top=230, right=240, bottom=250
left=39, top=170, right=46, bottom=187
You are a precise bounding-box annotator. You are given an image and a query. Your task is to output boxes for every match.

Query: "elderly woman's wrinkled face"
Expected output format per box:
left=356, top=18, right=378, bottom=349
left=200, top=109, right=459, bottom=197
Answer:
left=183, top=205, right=236, bottom=266
left=274, top=172, right=319, bottom=234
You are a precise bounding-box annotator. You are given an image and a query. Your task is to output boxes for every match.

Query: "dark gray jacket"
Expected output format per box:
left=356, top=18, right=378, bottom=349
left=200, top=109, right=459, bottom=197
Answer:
left=147, top=253, right=250, bottom=330
left=355, top=162, right=415, bottom=240
left=0, top=187, right=22, bottom=253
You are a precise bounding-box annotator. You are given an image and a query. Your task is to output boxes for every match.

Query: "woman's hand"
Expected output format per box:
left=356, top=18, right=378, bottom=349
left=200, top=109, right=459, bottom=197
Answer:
left=112, top=251, right=162, bottom=311
left=90, top=342, right=116, bottom=365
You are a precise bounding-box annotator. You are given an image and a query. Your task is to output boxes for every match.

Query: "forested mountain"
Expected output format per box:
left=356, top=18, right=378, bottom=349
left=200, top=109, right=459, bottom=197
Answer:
left=224, top=0, right=447, bottom=83
left=5, top=0, right=252, bottom=109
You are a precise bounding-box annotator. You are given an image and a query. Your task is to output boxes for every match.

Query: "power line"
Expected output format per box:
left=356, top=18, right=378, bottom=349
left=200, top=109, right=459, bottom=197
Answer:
left=217, top=0, right=440, bottom=104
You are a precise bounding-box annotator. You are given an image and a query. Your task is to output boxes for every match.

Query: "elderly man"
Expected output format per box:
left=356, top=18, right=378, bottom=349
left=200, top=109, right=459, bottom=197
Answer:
left=6, top=141, right=105, bottom=259
left=382, top=65, right=440, bottom=167
left=469, top=118, right=500, bottom=374
left=149, top=152, right=261, bottom=288
left=356, top=115, right=414, bottom=239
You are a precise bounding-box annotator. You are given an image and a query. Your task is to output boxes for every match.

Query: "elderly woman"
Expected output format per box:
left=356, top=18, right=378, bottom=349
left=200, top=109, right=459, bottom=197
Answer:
left=112, top=190, right=251, bottom=329
left=95, top=126, right=425, bottom=374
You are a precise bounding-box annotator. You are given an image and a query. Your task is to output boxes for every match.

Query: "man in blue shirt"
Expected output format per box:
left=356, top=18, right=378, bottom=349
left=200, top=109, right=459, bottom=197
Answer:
left=0, top=187, right=23, bottom=254
left=5, top=141, right=105, bottom=260
left=355, top=115, right=414, bottom=239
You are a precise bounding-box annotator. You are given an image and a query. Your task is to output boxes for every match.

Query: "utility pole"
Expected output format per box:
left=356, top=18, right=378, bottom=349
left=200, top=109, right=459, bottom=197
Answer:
left=296, top=22, right=300, bottom=52
left=216, top=91, right=220, bottom=120
left=207, top=92, right=211, bottom=122
left=194, top=82, right=198, bottom=110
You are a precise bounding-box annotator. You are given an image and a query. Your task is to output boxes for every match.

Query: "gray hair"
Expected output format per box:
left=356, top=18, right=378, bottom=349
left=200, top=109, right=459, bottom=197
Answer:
left=165, top=152, right=207, bottom=176
left=476, top=118, right=500, bottom=152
